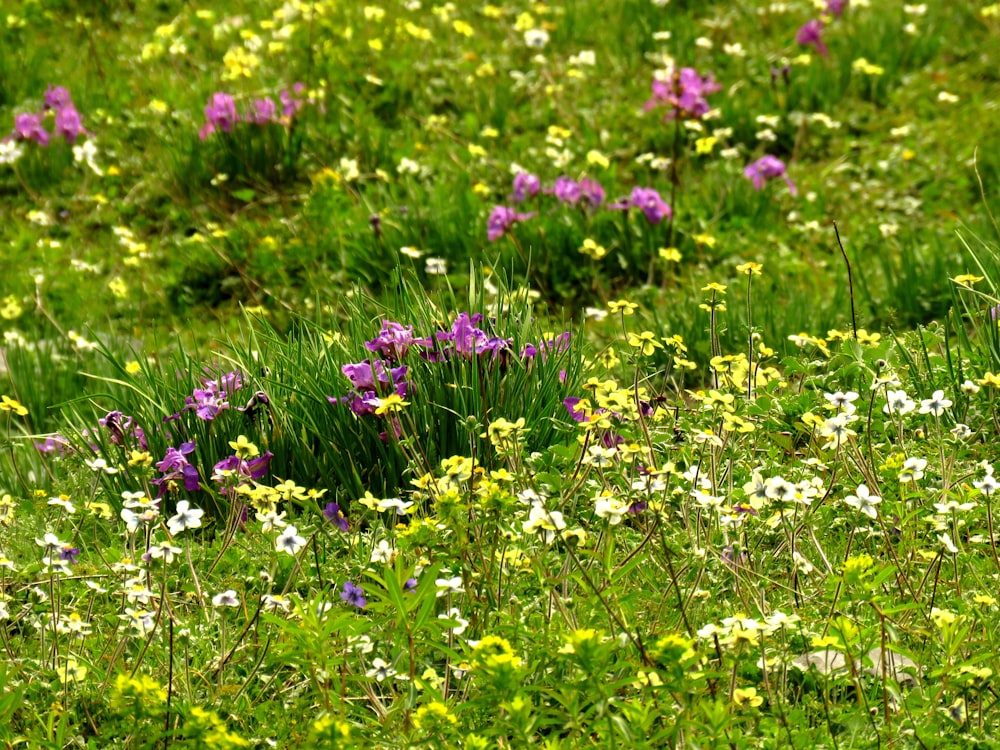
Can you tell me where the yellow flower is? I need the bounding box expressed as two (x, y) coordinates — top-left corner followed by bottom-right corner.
(953, 273), (984, 286)
(0, 395), (27, 416)
(659, 247), (682, 262)
(586, 149), (610, 168)
(978, 372), (1000, 387)
(627, 331), (664, 356)
(851, 57), (884, 75)
(736, 261), (763, 275)
(701, 282), (727, 294)
(228, 435), (260, 459)
(453, 20), (474, 36)
(733, 686), (764, 708)
(856, 329), (881, 346)
(125, 360), (142, 375)
(579, 238), (607, 259)
(608, 299), (638, 315)
(693, 233), (717, 248)
(695, 136), (717, 154)
(374, 393), (409, 415)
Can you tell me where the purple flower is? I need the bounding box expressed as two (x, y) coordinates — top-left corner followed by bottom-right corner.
(511, 172), (540, 202)
(34, 435), (73, 455)
(487, 205), (536, 242)
(364, 321), (428, 361)
(629, 187), (673, 224)
(246, 97), (278, 125)
(564, 397), (588, 423)
(323, 502), (349, 532)
(280, 83), (307, 118)
(198, 92), (238, 140)
(827, 0), (848, 18)
(744, 156), (797, 195)
(404, 577), (418, 592)
(44, 85), (73, 110)
(59, 546), (81, 565)
(796, 19), (828, 57)
(340, 581), (367, 609)
(550, 176), (582, 205)
(579, 178), (605, 208)
(341, 361), (407, 392)
(12, 113), (49, 146)
(644, 67), (721, 120)
(54, 105), (86, 144)
(152, 442), (201, 494)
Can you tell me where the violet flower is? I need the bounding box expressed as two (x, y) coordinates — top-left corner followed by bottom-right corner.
(152, 442), (201, 494)
(246, 97), (278, 125)
(744, 155), (797, 195)
(12, 113), (49, 146)
(550, 176), (582, 205)
(796, 19), (828, 57)
(827, 0), (848, 18)
(511, 172), (540, 202)
(629, 187), (673, 224)
(364, 321), (428, 361)
(487, 205), (535, 242)
(54, 105), (86, 144)
(579, 178), (605, 208)
(323, 502), (349, 532)
(44, 85), (73, 110)
(644, 67), (721, 120)
(340, 581), (367, 609)
(198, 92), (238, 140)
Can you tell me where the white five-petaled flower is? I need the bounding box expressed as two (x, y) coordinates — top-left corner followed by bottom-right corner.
(434, 576), (465, 598)
(275, 525), (307, 555)
(844, 484), (881, 519)
(148, 539), (182, 563)
(438, 608), (469, 635)
(898, 457), (927, 483)
(824, 390), (859, 413)
(370, 539), (394, 564)
(366, 658), (397, 682)
(883, 389), (915, 415)
(212, 590), (240, 608)
(167, 500), (204, 536)
(974, 467), (1000, 497)
(85, 457), (119, 474)
(919, 390), (952, 417)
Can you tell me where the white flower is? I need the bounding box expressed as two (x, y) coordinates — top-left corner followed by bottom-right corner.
(397, 157), (422, 175)
(974, 472), (1000, 497)
(148, 540), (182, 563)
(522, 504), (566, 544)
(0, 140), (24, 165)
(212, 590), (240, 607)
(883, 389), (915, 415)
(820, 414), (857, 447)
(898, 457), (927, 483)
(370, 539), (394, 564)
(524, 28), (550, 48)
(844, 484), (881, 519)
(366, 658), (397, 682)
(764, 476), (797, 502)
(434, 576), (465, 598)
(919, 390), (952, 416)
(85, 457), (119, 474)
(939, 532), (958, 554)
(438, 608), (469, 635)
(425, 257), (447, 275)
(72, 139), (103, 175)
(275, 525), (307, 555)
(167, 500), (204, 535)
(825, 391), (859, 412)
(594, 494), (629, 525)
(256, 510), (287, 532)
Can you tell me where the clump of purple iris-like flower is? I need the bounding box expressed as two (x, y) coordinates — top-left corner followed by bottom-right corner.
(198, 84), (311, 141)
(643, 66), (721, 121)
(487, 205), (537, 242)
(5, 85), (91, 147)
(323, 502), (349, 532)
(183, 370), (244, 421)
(609, 186), (673, 224)
(99, 410), (148, 450)
(151, 441), (202, 495)
(744, 156), (797, 195)
(796, 19), (828, 57)
(511, 172), (541, 202)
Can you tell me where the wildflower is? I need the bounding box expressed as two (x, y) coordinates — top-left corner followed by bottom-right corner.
(796, 19), (828, 57)
(827, 0), (849, 17)
(487, 205), (535, 242)
(919, 390), (952, 417)
(275, 525), (307, 555)
(522, 504), (567, 544)
(11, 113), (49, 146)
(167, 500), (204, 535)
(884, 389), (915, 415)
(644, 67), (721, 120)
(824, 390), (859, 412)
(733, 687), (764, 708)
(511, 172), (540, 202)
(340, 581), (367, 609)
(744, 156), (797, 195)
(147, 539), (182, 563)
(212, 590), (240, 607)
(198, 92), (238, 140)
(323, 502), (348, 531)
(844, 484), (881, 519)
(627, 331), (664, 356)
(439, 608), (469, 635)
(630, 187), (673, 223)
(435, 576), (465, 597)
(974, 466), (1000, 496)
(366, 658), (397, 681)
(898, 457), (927, 483)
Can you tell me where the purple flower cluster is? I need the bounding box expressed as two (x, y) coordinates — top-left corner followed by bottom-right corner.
(198, 83), (310, 140)
(332, 316), (571, 417)
(212, 451), (273, 495)
(5, 85), (90, 147)
(340, 580), (367, 609)
(643, 67), (721, 121)
(152, 441), (201, 495)
(796, 1), (849, 58)
(183, 370), (243, 421)
(323, 502), (349, 531)
(744, 155), (797, 195)
(493, 173), (665, 243)
(99, 410), (148, 449)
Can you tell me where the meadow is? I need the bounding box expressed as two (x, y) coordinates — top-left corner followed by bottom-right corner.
(2, 0), (1000, 747)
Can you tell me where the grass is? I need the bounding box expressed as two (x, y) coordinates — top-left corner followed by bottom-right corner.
(3, 0), (1000, 747)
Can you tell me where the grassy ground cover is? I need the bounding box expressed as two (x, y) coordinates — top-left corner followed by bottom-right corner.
(3, 0), (1000, 746)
